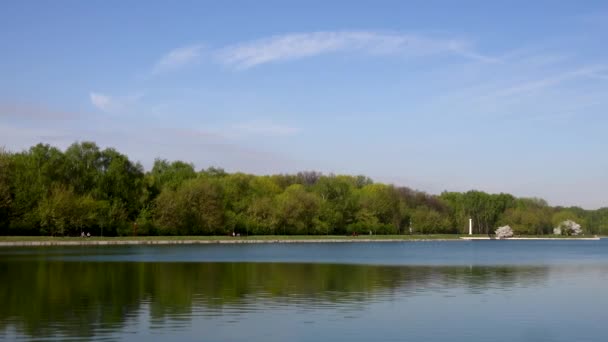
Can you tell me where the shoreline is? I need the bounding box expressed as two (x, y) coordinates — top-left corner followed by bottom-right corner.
(460, 236), (601, 241)
(0, 238), (460, 247)
(0, 235), (602, 247)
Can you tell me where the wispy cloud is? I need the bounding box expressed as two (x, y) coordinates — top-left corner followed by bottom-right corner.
(0, 102), (77, 120)
(231, 121), (299, 137)
(203, 120), (299, 139)
(398, 41), (608, 126)
(217, 31), (497, 69)
(589, 73), (608, 81)
(89, 92), (142, 113)
(90, 92), (113, 112)
(0, 120), (301, 174)
(152, 45), (203, 74)
(0, 123), (73, 152)
(491, 65), (608, 98)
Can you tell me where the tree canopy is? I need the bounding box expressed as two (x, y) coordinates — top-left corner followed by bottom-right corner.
(1, 142), (606, 236)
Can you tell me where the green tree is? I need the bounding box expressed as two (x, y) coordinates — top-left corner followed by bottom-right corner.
(410, 207), (453, 234)
(97, 148), (144, 218)
(586, 208), (608, 235)
(242, 176), (282, 234)
(312, 175), (359, 234)
(37, 186), (100, 236)
(352, 184), (400, 234)
(150, 159), (196, 192)
(274, 184), (321, 234)
(499, 201), (552, 235)
(3, 140), (607, 237)
(64, 141), (102, 195)
(0, 148), (12, 232)
(8, 144), (66, 233)
(154, 178), (226, 235)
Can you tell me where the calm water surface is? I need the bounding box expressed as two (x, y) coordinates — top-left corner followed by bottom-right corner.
(1, 240), (607, 341)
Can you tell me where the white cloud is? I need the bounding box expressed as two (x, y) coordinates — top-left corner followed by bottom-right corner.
(217, 31), (496, 69)
(152, 45), (203, 74)
(90, 92), (113, 112)
(89, 92), (142, 113)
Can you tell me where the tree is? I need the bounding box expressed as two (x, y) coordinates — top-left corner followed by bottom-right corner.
(296, 171), (323, 186)
(3, 140), (608, 237)
(551, 210), (585, 233)
(554, 220), (582, 236)
(274, 185), (320, 235)
(220, 173), (255, 233)
(150, 159), (196, 192)
(0, 148), (12, 231)
(97, 148), (144, 218)
(499, 206), (552, 235)
(64, 141), (102, 195)
(441, 192), (468, 233)
(246, 197), (276, 234)
(8, 144), (67, 233)
(37, 186), (100, 236)
(312, 175), (359, 233)
(350, 184), (404, 234)
(201, 166), (227, 178)
(243, 176), (282, 234)
(586, 208), (608, 235)
(154, 178), (225, 235)
(410, 206), (453, 234)
(455, 191), (515, 235)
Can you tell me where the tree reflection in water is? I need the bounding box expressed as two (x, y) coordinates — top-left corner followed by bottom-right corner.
(0, 260), (550, 339)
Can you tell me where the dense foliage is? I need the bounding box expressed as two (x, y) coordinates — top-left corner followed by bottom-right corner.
(1, 142), (606, 236)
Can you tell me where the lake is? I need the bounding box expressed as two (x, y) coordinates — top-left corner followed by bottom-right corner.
(1, 240), (607, 341)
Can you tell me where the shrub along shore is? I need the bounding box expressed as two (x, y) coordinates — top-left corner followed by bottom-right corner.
(1, 141), (608, 237)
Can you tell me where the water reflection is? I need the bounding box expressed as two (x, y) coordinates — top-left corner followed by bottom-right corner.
(0, 260), (555, 340)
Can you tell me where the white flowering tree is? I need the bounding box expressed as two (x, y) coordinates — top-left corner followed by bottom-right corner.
(555, 220), (582, 236)
(495, 225), (514, 239)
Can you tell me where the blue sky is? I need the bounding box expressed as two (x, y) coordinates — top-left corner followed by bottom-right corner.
(1, 1), (608, 208)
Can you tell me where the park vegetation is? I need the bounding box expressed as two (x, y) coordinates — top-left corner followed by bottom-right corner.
(1, 142), (607, 236)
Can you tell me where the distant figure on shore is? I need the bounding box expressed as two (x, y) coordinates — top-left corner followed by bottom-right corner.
(86, 232), (91, 238)
(232, 231), (236, 237)
(81, 232), (85, 238)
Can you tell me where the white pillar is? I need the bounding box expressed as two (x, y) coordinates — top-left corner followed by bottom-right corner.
(469, 218), (473, 235)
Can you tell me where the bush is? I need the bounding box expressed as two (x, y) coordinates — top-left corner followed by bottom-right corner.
(495, 225), (514, 239)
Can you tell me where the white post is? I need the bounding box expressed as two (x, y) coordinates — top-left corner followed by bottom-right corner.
(469, 218), (473, 235)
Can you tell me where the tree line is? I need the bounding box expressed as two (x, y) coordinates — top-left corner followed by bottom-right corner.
(0, 142), (607, 236)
